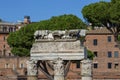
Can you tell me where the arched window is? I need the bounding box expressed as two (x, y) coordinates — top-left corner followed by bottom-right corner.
(3, 27), (7, 32)
(9, 27), (13, 32)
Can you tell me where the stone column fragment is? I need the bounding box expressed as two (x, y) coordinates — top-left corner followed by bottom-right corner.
(81, 59), (92, 80)
(53, 58), (64, 80)
(27, 59), (38, 80)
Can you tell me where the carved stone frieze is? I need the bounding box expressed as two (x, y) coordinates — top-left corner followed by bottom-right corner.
(81, 59), (92, 80)
(27, 59), (38, 76)
(53, 58), (64, 80)
(34, 30), (86, 40)
(27, 29), (89, 80)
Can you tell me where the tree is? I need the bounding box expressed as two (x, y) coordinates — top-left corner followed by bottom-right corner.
(7, 14), (86, 56)
(7, 25), (36, 56)
(7, 14), (86, 79)
(87, 50), (94, 60)
(82, 0), (120, 41)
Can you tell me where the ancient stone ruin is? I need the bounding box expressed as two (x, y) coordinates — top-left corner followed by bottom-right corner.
(27, 30), (92, 80)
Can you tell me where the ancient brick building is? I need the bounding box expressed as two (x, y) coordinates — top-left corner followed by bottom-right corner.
(0, 20), (30, 80)
(0, 57), (29, 80)
(0, 16), (31, 57)
(0, 22), (16, 57)
(85, 27), (120, 79)
(1, 20), (120, 80)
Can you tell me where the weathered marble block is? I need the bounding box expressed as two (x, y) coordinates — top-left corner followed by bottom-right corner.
(30, 39), (84, 60)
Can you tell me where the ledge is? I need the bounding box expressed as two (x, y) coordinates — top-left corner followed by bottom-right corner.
(35, 39), (77, 42)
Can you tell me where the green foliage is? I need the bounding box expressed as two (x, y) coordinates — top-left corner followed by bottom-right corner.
(109, 1), (120, 24)
(87, 50), (94, 60)
(82, 2), (110, 26)
(7, 14), (86, 56)
(36, 14), (86, 30)
(111, 0), (120, 3)
(11, 47), (30, 57)
(82, 0), (120, 41)
(7, 25), (36, 56)
(118, 35), (120, 41)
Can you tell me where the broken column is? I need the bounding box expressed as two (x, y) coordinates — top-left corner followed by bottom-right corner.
(27, 59), (38, 80)
(53, 58), (64, 80)
(81, 59), (92, 80)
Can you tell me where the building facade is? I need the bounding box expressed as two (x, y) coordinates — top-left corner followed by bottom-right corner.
(0, 16), (31, 57)
(0, 20), (120, 80)
(0, 57), (29, 80)
(85, 27), (120, 79)
(0, 22), (16, 57)
(0, 19), (30, 80)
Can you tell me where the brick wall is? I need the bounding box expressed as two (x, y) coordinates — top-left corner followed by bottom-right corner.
(0, 57), (29, 80)
(0, 34), (12, 57)
(85, 34), (120, 79)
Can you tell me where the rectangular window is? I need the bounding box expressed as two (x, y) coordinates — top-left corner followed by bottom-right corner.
(108, 63), (112, 69)
(94, 63), (98, 69)
(108, 36), (112, 42)
(13, 64), (15, 70)
(3, 27), (7, 32)
(3, 36), (6, 41)
(93, 39), (97, 46)
(76, 61), (80, 68)
(5, 63), (9, 68)
(114, 51), (119, 58)
(94, 51), (98, 57)
(9, 27), (12, 32)
(3, 45), (5, 48)
(114, 63), (119, 69)
(3, 49), (6, 56)
(20, 63), (24, 68)
(9, 53), (11, 56)
(108, 51), (112, 58)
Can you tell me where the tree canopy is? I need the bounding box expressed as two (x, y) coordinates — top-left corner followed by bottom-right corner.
(87, 50), (94, 60)
(7, 14), (86, 56)
(82, 0), (120, 41)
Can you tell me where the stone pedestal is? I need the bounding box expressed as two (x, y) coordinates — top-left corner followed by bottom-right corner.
(27, 59), (38, 80)
(54, 58), (64, 80)
(81, 59), (92, 80)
